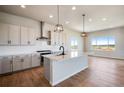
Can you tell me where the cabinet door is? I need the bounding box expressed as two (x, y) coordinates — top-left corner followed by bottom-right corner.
(1, 56), (12, 74)
(22, 55), (32, 69)
(28, 28), (36, 45)
(0, 23), (9, 45)
(21, 26), (28, 45)
(53, 32), (60, 45)
(62, 32), (67, 47)
(0, 57), (2, 74)
(13, 56), (22, 71)
(9, 24), (20, 45)
(59, 32), (63, 46)
(51, 31), (55, 45)
(32, 53), (41, 67)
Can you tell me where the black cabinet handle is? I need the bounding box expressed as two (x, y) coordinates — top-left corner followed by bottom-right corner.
(21, 59), (24, 62)
(10, 60), (13, 64)
(9, 40), (11, 44)
(8, 40), (11, 44)
(8, 40), (9, 44)
(28, 41), (30, 44)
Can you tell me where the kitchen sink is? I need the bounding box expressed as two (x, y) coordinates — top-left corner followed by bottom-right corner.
(56, 53), (67, 56)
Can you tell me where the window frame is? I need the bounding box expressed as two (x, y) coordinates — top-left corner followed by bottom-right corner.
(70, 38), (78, 50)
(91, 36), (115, 51)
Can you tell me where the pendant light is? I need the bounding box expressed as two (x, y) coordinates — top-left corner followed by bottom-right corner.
(81, 14), (87, 37)
(54, 5), (64, 32)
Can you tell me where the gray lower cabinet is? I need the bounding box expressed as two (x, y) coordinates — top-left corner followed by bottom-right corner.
(0, 53), (40, 75)
(0, 57), (2, 74)
(13, 55), (23, 71)
(31, 53), (41, 67)
(13, 54), (32, 71)
(0, 56), (13, 74)
(22, 55), (32, 70)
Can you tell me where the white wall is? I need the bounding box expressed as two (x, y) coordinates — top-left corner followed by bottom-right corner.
(65, 29), (83, 51)
(0, 12), (83, 55)
(87, 27), (124, 59)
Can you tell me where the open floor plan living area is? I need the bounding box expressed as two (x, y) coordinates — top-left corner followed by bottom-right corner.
(0, 5), (124, 87)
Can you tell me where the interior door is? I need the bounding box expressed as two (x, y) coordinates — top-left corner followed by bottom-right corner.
(0, 23), (9, 45)
(21, 26), (28, 45)
(9, 24), (20, 45)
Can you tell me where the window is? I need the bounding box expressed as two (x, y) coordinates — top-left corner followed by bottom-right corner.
(71, 39), (78, 50)
(91, 36), (115, 51)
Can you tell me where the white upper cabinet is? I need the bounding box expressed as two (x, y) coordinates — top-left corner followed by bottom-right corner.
(0, 23), (20, 45)
(9, 24), (20, 45)
(59, 32), (63, 46)
(0, 22), (37, 46)
(20, 26), (29, 45)
(28, 28), (36, 45)
(51, 31), (67, 46)
(0, 23), (9, 45)
(21, 26), (36, 45)
(62, 32), (67, 47)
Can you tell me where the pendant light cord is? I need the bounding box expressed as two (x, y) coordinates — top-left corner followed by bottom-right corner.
(82, 14), (85, 32)
(57, 5), (59, 24)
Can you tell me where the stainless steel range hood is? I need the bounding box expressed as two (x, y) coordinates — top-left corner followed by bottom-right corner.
(36, 21), (48, 40)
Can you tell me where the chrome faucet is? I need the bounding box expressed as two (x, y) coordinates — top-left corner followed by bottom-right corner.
(59, 46), (65, 55)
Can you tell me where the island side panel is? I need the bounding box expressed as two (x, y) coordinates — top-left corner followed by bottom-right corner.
(51, 55), (88, 86)
(44, 58), (51, 81)
(44, 57), (54, 86)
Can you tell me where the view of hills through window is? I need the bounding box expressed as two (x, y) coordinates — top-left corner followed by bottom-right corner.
(91, 36), (115, 51)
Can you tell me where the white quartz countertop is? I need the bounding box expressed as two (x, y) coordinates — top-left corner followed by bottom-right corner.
(0, 50), (60, 57)
(43, 51), (88, 61)
(0, 51), (38, 57)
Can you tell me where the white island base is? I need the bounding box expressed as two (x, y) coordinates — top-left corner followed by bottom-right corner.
(43, 51), (88, 86)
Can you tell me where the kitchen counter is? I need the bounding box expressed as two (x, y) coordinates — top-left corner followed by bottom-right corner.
(0, 51), (38, 57)
(43, 51), (87, 61)
(0, 49), (61, 57)
(43, 51), (88, 86)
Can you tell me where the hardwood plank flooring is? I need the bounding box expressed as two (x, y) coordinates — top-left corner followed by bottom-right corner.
(0, 56), (124, 87)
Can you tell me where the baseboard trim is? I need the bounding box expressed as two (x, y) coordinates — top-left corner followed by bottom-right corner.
(88, 55), (124, 60)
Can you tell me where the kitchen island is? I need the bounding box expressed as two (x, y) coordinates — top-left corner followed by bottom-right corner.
(43, 51), (88, 86)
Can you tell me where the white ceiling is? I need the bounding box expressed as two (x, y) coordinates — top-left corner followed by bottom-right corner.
(0, 5), (124, 32)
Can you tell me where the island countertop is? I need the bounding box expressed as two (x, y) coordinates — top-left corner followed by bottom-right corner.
(43, 51), (88, 61)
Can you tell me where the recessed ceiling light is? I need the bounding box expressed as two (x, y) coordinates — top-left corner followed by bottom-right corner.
(72, 6), (76, 10)
(102, 18), (107, 21)
(20, 5), (26, 8)
(49, 15), (53, 18)
(88, 18), (92, 22)
(65, 21), (70, 24)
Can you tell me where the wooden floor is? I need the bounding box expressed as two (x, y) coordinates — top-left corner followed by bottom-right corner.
(0, 56), (124, 87)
